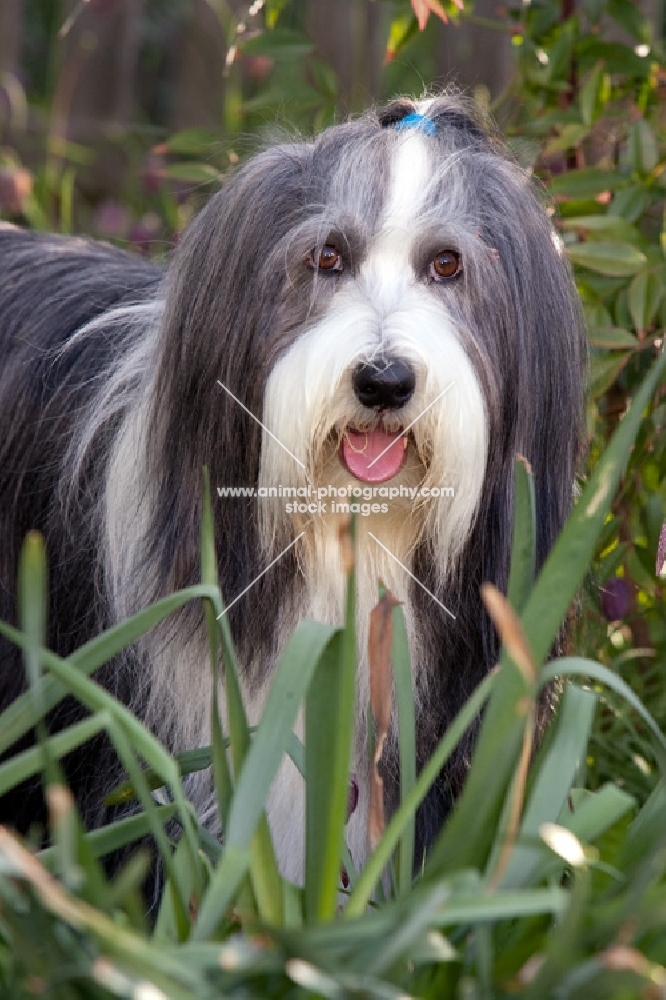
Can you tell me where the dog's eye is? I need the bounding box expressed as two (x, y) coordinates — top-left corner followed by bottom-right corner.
(430, 250), (462, 281)
(308, 245), (343, 273)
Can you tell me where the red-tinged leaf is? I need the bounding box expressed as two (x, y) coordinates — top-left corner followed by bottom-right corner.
(411, 0), (431, 30)
(410, 0), (450, 30)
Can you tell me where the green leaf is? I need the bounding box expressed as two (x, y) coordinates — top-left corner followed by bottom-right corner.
(589, 352), (630, 398)
(628, 268), (664, 331)
(560, 214), (641, 241)
(627, 119), (659, 175)
(39, 804), (178, 868)
(549, 168), (626, 199)
(0, 622), (201, 930)
(522, 868), (591, 999)
(241, 28), (314, 59)
(608, 185), (651, 222)
(567, 240), (646, 276)
(162, 163), (221, 184)
(579, 62), (606, 126)
(163, 129), (219, 155)
(607, 0), (651, 42)
(385, 14), (419, 62)
(587, 326), (637, 349)
(578, 38), (651, 77)
(544, 124), (590, 153)
(265, 0), (290, 29)
(18, 532), (47, 698)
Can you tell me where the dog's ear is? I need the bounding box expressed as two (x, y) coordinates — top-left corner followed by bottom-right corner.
(150, 144), (312, 461)
(476, 165), (586, 569)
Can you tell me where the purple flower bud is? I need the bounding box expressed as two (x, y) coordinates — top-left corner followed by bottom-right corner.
(129, 212), (161, 256)
(243, 54), (275, 84)
(601, 577), (631, 622)
(657, 522), (666, 577)
(347, 773), (359, 822)
(93, 200), (130, 239)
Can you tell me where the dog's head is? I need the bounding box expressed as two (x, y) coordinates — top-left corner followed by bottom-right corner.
(155, 94), (585, 593)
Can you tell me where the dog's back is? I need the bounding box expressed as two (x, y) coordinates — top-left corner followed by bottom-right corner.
(0, 224), (162, 833)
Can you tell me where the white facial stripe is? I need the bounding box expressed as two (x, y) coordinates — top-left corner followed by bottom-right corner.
(381, 129), (432, 237)
(359, 130), (432, 310)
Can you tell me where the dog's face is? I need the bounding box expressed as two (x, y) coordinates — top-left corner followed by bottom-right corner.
(156, 93), (583, 640)
(259, 105), (494, 577)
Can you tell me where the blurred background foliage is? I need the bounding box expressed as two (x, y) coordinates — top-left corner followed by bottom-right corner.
(2, 1), (666, 994)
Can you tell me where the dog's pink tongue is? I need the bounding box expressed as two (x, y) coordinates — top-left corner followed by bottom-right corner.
(341, 428), (406, 483)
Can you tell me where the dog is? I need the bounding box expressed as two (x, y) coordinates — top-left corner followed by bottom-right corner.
(0, 95), (585, 882)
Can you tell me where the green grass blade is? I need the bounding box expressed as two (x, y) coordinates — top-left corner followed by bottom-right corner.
(506, 456), (537, 615)
(391, 599), (415, 897)
(105, 747), (216, 806)
(17, 533), (57, 787)
(206, 537), (285, 925)
(522, 869), (591, 1000)
(17, 532), (48, 697)
(38, 804), (179, 866)
(492, 684), (597, 889)
(0, 584), (217, 756)
(540, 657), (666, 765)
(199, 469), (234, 847)
(0, 713), (109, 797)
(0, 625), (198, 930)
(424, 656), (531, 877)
(227, 619), (336, 851)
(305, 528), (356, 923)
(194, 619), (336, 938)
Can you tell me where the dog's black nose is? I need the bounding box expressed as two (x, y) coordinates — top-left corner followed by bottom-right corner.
(353, 360), (416, 409)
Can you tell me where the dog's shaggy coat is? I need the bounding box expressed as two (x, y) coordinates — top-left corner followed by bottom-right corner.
(0, 96), (585, 879)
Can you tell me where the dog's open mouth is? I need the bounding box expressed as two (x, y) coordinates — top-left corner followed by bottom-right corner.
(340, 427), (408, 483)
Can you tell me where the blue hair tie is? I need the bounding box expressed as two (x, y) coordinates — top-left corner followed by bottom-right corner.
(395, 113), (436, 137)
